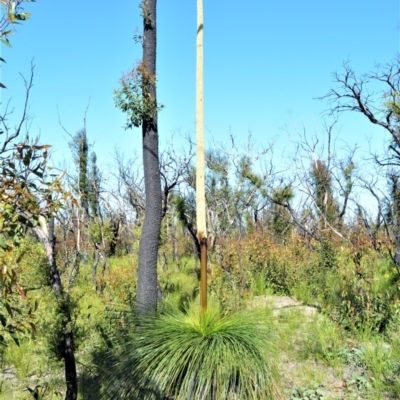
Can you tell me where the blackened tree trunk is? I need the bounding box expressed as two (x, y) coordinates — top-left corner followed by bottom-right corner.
(389, 174), (400, 271)
(136, 0), (162, 313)
(34, 218), (78, 400)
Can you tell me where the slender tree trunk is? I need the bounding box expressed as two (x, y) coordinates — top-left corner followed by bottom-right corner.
(108, 218), (120, 256)
(64, 332), (78, 400)
(136, 0), (162, 313)
(92, 244), (100, 288)
(34, 218), (78, 400)
(196, 0), (208, 312)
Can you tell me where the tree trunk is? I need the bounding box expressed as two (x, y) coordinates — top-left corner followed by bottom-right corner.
(33, 219), (78, 400)
(92, 245), (100, 289)
(63, 326), (78, 400)
(136, 0), (162, 313)
(108, 218), (120, 256)
(395, 233), (400, 271)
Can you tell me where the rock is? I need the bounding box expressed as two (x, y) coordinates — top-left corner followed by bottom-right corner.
(250, 295), (319, 319)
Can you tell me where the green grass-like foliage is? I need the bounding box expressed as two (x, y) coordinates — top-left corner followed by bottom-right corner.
(101, 305), (277, 399)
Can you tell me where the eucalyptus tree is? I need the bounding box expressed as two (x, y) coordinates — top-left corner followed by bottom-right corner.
(0, 66), (79, 400)
(67, 129), (91, 254)
(323, 59), (400, 268)
(69, 129), (90, 219)
(310, 159), (339, 228)
(114, 0), (162, 312)
(174, 136), (273, 255)
(0, 5), (79, 398)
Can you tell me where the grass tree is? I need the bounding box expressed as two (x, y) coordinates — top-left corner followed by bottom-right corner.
(100, 3), (280, 399)
(100, 305), (279, 399)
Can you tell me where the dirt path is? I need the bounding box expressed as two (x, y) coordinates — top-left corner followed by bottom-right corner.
(251, 296), (391, 399)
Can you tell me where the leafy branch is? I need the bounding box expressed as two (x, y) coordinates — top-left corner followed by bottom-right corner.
(114, 62), (163, 129)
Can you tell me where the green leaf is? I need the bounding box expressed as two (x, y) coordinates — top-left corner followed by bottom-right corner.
(0, 237), (8, 249)
(0, 38), (12, 48)
(15, 12), (32, 21)
(28, 322), (36, 339)
(4, 302), (13, 318)
(25, 387), (37, 397)
(31, 169), (43, 178)
(9, 330), (20, 346)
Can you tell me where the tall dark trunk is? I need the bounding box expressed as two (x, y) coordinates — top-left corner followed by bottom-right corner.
(64, 332), (78, 400)
(108, 218), (120, 256)
(390, 174), (400, 272)
(136, 0), (162, 313)
(34, 218), (78, 400)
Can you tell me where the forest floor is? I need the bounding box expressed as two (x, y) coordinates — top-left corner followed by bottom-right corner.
(257, 295), (396, 400)
(0, 294), (398, 399)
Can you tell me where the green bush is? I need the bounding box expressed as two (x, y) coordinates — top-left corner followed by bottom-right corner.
(322, 256), (400, 334)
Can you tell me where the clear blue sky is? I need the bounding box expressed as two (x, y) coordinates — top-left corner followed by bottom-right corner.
(1, 0), (399, 169)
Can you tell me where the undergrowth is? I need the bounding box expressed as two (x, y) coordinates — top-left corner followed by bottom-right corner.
(1, 234), (400, 399)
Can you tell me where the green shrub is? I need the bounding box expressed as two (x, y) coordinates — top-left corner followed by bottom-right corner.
(322, 256), (400, 334)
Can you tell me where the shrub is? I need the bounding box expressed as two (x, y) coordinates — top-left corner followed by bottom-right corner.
(322, 256), (400, 334)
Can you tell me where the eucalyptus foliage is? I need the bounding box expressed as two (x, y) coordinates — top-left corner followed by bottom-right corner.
(0, 0), (35, 88)
(114, 63), (163, 130)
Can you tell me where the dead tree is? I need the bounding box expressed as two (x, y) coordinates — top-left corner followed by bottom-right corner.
(322, 58), (400, 270)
